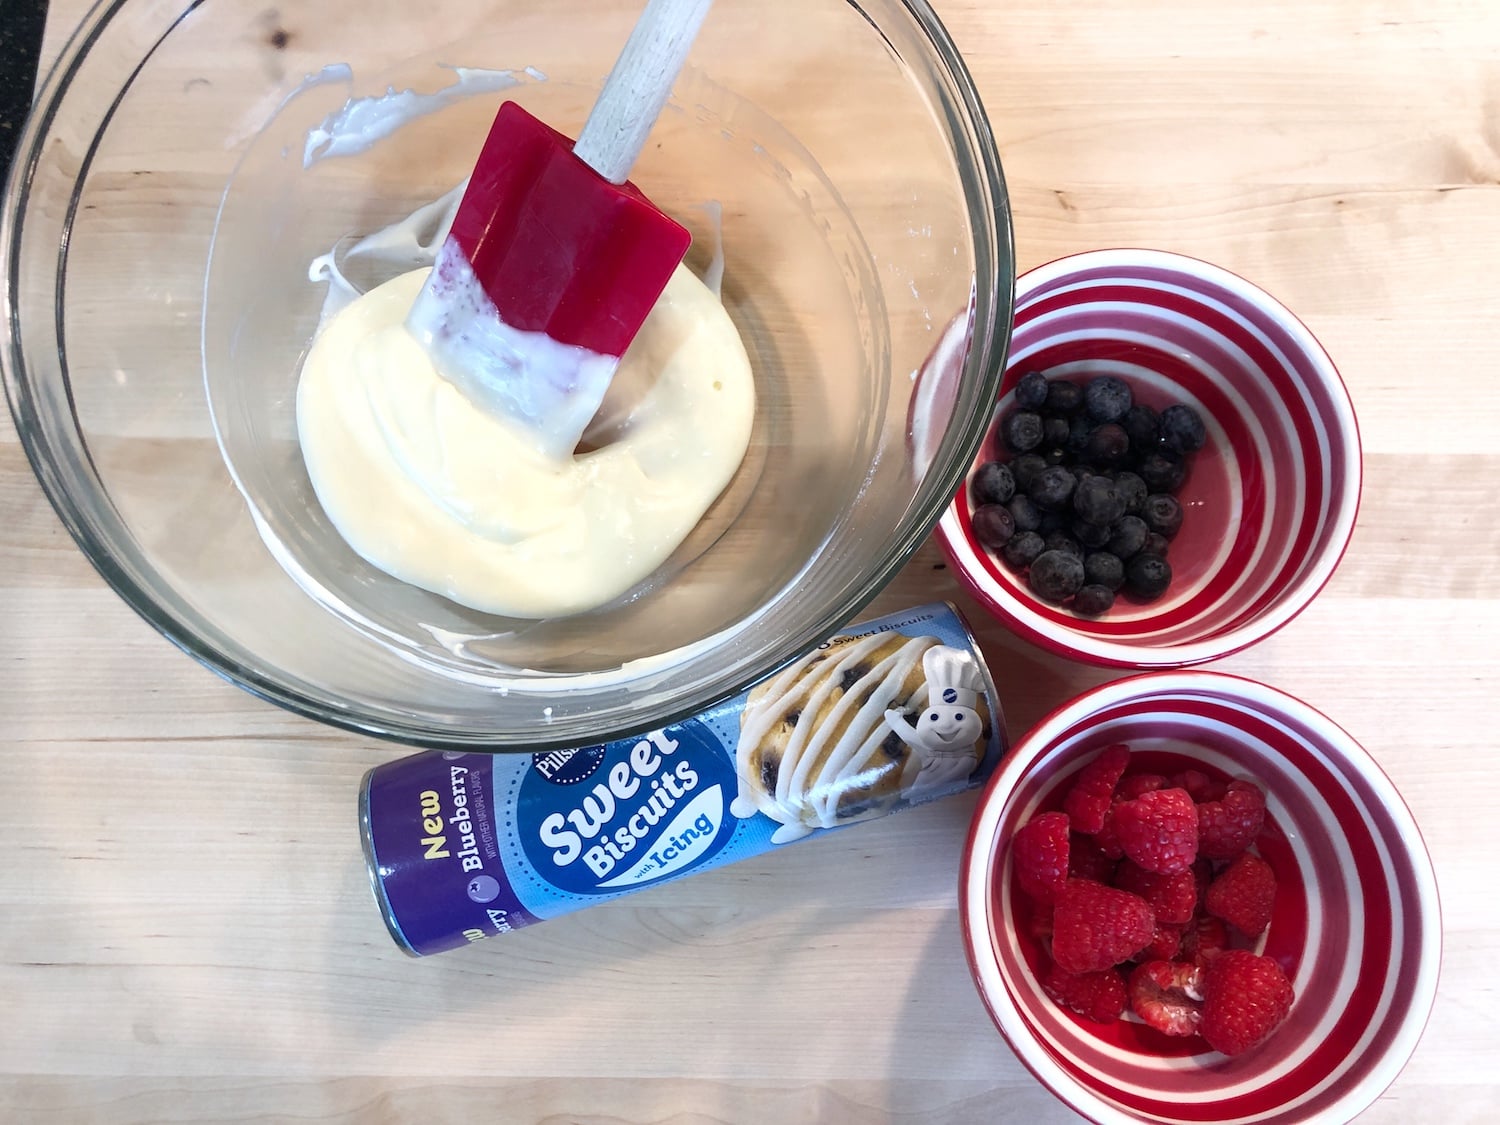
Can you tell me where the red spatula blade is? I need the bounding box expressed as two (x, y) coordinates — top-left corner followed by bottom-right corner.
(450, 100), (690, 359)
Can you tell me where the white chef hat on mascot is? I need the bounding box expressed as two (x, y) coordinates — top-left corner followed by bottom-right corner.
(922, 644), (982, 710)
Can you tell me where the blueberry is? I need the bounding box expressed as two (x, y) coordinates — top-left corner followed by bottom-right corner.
(971, 461), (1015, 507)
(1084, 375), (1133, 423)
(1067, 414), (1094, 454)
(1029, 465), (1077, 511)
(1073, 584), (1116, 616)
(1072, 517), (1115, 550)
(1028, 549), (1086, 602)
(1069, 463), (1100, 486)
(972, 504), (1015, 549)
(1107, 514), (1149, 559)
(1112, 470), (1148, 515)
(1160, 404), (1207, 453)
(1073, 475), (1126, 525)
(1037, 509), (1068, 536)
(1138, 448), (1187, 492)
(1003, 530), (1046, 569)
(1015, 370), (1050, 410)
(1002, 410), (1044, 453)
(1044, 379), (1085, 415)
(1084, 423), (1131, 468)
(1121, 404), (1161, 453)
(1143, 493), (1184, 539)
(1044, 532), (1084, 560)
(1084, 551), (1125, 591)
(1143, 531), (1171, 557)
(1043, 446), (1069, 466)
(1125, 553), (1173, 600)
(1011, 453), (1048, 491)
(1006, 494), (1043, 533)
(1042, 415), (1071, 449)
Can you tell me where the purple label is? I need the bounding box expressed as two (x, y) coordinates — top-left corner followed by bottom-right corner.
(363, 752), (539, 954)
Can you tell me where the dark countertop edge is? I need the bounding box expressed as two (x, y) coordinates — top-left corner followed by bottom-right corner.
(0, 0), (50, 184)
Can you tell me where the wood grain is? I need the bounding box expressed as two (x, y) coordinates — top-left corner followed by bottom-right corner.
(4, 1), (1498, 1122)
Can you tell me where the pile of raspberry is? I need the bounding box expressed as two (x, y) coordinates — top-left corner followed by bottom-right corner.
(1009, 744), (1295, 1056)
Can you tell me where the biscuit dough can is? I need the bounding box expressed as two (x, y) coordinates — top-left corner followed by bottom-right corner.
(358, 602), (1007, 955)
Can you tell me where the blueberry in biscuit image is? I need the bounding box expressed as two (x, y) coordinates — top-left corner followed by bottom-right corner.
(729, 631), (993, 843)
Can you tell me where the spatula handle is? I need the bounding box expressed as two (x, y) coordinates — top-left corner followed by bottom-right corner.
(572, 0), (716, 185)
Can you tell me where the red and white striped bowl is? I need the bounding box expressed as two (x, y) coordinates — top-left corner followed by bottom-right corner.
(960, 672), (1441, 1124)
(936, 249), (1362, 666)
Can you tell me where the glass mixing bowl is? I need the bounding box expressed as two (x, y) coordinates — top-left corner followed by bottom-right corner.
(2, 0), (1013, 750)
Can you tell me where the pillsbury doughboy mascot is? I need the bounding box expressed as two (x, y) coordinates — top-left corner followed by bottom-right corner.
(884, 644), (985, 798)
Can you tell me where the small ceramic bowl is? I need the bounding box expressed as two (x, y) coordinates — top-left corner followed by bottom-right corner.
(936, 248), (1361, 667)
(959, 671), (1441, 1124)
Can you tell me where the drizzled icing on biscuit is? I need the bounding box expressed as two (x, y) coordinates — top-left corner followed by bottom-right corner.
(731, 632), (971, 843)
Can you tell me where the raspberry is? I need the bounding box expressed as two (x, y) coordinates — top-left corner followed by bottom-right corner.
(1068, 832), (1118, 883)
(1112, 860), (1198, 924)
(1134, 920), (1185, 962)
(1199, 950), (1295, 1056)
(1011, 811), (1071, 904)
(1042, 962), (1128, 1023)
(1023, 902), (1055, 954)
(1205, 852), (1277, 937)
(1062, 744), (1130, 835)
(1170, 769), (1225, 804)
(1192, 856), (1214, 909)
(1094, 806), (1124, 859)
(1197, 779), (1268, 861)
(1128, 961), (1205, 1037)
(1112, 787), (1199, 874)
(1116, 773), (1167, 802)
(1052, 879), (1157, 974)
(1180, 915), (1229, 967)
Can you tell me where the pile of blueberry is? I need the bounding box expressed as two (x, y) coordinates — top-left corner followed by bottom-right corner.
(970, 370), (1207, 615)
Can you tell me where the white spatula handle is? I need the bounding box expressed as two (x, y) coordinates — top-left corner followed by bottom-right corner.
(572, 0), (716, 185)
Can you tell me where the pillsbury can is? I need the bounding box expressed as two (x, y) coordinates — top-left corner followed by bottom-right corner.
(358, 602), (1006, 955)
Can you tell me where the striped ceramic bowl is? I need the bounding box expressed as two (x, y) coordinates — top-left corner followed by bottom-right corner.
(936, 249), (1361, 667)
(960, 672), (1441, 1124)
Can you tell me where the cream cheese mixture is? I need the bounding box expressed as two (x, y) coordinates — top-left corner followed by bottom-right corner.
(296, 262), (755, 619)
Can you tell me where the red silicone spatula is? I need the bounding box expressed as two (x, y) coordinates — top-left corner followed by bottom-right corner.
(406, 0), (716, 460)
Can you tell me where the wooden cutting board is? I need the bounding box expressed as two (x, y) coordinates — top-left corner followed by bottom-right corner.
(2, 1), (1496, 1121)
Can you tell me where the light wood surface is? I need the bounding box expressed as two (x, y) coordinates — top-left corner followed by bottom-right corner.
(4, 1), (1497, 1122)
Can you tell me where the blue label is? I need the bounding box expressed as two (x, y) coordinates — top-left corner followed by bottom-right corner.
(517, 720), (740, 896)
(362, 603), (1009, 955)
